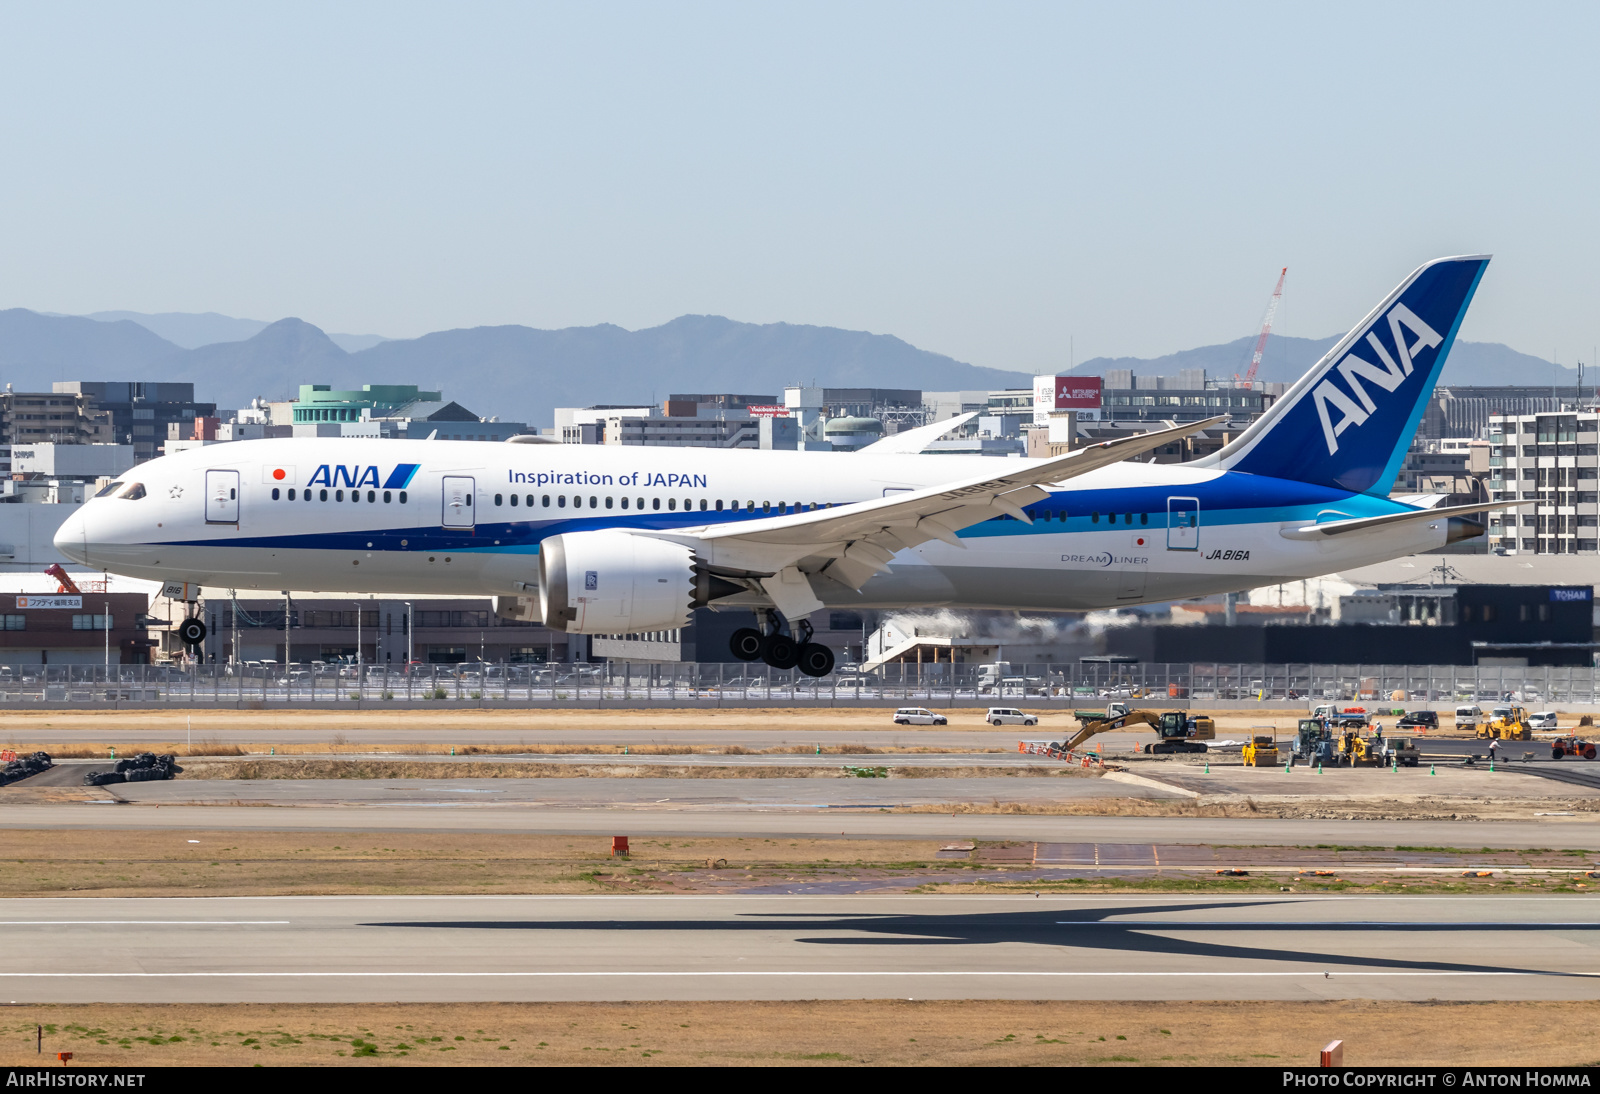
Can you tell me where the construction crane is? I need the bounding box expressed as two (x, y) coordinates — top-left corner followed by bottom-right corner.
(1235, 266), (1287, 389)
(43, 564), (81, 595)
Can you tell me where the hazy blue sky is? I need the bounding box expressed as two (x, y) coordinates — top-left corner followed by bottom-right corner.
(2, 2), (1596, 373)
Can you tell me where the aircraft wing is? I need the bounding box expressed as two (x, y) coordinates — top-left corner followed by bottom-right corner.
(668, 416), (1224, 615)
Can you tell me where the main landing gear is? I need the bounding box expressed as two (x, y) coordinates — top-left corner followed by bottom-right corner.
(729, 612), (835, 677)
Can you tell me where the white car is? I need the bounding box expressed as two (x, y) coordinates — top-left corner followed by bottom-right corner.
(986, 707), (1038, 727)
(1529, 711), (1559, 730)
(893, 708), (947, 726)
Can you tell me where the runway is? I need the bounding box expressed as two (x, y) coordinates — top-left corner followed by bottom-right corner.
(0, 893), (1594, 1003)
(3, 801), (1598, 849)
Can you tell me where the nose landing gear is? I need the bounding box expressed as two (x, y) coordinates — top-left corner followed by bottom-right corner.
(727, 612), (835, 677)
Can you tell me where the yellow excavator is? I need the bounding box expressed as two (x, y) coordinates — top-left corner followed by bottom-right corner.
(1063, 705), (1216, 755)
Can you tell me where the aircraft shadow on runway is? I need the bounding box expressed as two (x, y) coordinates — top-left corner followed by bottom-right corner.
(364, 899), (1593, 977)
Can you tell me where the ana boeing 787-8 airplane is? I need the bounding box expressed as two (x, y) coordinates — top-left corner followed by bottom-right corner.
(56, 255), (1504, 676)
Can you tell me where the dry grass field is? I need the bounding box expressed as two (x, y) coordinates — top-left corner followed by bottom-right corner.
(0, 829), (1589, 898)
(1, 1000), (1595, 1067)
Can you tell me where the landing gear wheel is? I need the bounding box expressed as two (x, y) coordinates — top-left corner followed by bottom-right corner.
(729, 628), (764, 662)
(762, 633), (799, 670)
(796, 643), (834, 678)
(177, 617), (207, 647)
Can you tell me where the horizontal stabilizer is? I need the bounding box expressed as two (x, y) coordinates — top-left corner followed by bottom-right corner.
(1278, 499), (1523, 541)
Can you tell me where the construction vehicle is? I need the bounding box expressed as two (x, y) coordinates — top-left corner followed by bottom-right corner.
(1241, 735), (1279, 766)
(43, 564), (81, 595)
(1062, 707), (1216, 755)
(1480, 705), (1532, 741)
(1310, 704), (1370, 729)
(1551, 736), (1598, 760)
(1292, 719), (1338, 765)
(1372, 735), (1421, 768)
(1338, 728), (1378, 765)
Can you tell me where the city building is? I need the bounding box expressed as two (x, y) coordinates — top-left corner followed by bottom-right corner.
(287, 384), (527, 441)
(9, 442), (137, 482)
(199, 595), (577, 664)
(1103, 584), (1594, 667)
(0, 389), (113, 448)
(52, 382), (216, 463)
(1486, 409), (1600, 555)
(0, 590), (154, 666)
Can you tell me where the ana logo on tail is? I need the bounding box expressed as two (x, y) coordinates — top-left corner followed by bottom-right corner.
(1312, 303), (1442, 455)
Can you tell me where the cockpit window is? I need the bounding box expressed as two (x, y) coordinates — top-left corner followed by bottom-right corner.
(113, 482), (146, 500)
(94, 481), (123, 499)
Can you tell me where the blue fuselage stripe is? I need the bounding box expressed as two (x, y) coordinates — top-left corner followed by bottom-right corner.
(156, 470), (1415, 555)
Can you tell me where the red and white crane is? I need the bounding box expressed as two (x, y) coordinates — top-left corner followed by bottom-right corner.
(1236, 266), (1287, 389)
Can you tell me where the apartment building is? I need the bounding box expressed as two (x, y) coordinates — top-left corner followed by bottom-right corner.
(1486, 410), (1600, 554)
(0, 391), (113, 447)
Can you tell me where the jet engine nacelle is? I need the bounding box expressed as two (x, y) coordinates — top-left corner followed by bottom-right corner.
(538, 530), (697, 634)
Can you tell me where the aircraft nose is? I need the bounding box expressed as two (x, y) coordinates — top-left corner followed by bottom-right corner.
(53, 507), (92, 567)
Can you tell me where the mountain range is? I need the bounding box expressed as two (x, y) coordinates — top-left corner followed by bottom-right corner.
(0, 308), (1577, 429)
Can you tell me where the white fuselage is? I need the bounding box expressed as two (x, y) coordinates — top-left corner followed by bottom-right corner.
(55, 437), (1448, 611)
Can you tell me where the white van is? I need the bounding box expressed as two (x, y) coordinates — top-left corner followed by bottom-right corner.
(1455, 704), (1483, 731)
(893, 708), (947, 726)
(986, 708), (1038, 727)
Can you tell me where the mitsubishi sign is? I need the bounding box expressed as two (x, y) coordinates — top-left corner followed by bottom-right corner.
(1033, 375), (1102, 423)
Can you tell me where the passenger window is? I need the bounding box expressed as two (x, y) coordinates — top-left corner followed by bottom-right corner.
(715, 500), (723, 511)
(399, 490), (408, 504)
(383, 491), (391, 503)
(621, 497), (629, 509)
(495, 494), (503, 506)
(525, 495), (533, 507)
(367, 490), (375, 503)
(1091, 512), (1099, 523)
(542, 495), (550, 507)
(509, 494), (517, 507)
(271, 487), (280, 500)
(1140, 512), (1148, 525)
(590, 496), (597, 508)
(321, 489), (329, 501)
(288, 489), (296, 501)
(763, 502), (771, 513)
(606, 497), (613, 509)
(652, 498), (660, 511)
(558, 495), (566, 508)
(636, 498), (643, 509)
(668, 498), (677, 511)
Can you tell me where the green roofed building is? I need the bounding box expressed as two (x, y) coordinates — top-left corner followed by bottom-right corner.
(291, 384), (443, 424)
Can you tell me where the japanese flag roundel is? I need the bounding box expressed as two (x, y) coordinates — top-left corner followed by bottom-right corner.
(263, 465), (295, 484)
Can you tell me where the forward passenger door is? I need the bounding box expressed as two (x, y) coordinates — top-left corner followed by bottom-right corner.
(442, 476), (476, 529)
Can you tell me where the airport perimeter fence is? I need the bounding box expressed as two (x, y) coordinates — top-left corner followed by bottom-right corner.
(0, 660), (1596, 708)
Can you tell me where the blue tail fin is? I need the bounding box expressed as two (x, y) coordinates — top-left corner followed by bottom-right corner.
(1205, 255), (1490, 494)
